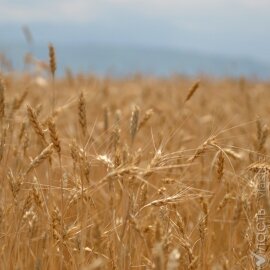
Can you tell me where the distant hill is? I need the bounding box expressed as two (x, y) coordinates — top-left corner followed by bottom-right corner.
(0, 41), (270, 79)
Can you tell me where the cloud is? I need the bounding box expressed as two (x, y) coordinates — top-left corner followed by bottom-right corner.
(0, 0), (269, 63)
(0, 0), (269, 23)
(0, 0), (99, 23)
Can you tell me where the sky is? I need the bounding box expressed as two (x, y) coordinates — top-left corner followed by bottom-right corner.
(0, 0), (270, 64)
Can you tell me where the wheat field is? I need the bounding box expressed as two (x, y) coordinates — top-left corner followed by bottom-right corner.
(0, 47), (269, 270)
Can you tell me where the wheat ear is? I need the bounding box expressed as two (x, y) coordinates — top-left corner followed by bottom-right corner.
(27, 105), (47, 145)
(25, 143), (53, 175)
(49, 43), (56, 112)
(78, 92), (87, 138)
(184, 81), (200, 102)
(130, 105), (140, 144)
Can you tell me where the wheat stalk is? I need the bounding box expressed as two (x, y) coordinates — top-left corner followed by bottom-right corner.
(0, 77), (5, 123)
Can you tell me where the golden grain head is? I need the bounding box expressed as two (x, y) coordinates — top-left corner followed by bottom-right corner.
(48, 43), (56, 76)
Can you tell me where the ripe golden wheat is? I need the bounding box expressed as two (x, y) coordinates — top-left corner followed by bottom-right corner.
(0, 48), (269, 270)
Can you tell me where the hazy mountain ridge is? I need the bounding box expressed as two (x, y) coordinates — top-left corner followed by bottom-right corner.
(0, 41), (270, 78)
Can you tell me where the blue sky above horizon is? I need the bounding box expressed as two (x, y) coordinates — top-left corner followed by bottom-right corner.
(1, 0), (270, 64)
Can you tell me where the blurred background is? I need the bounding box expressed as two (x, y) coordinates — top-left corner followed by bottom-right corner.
(0, 0), (270, 78)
